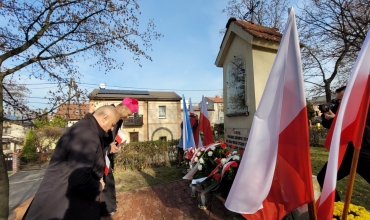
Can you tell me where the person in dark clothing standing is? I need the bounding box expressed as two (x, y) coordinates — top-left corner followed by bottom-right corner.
(24, 105), (120, 220)
(100, 98), (139, 216)
(317, 86), (370, 201)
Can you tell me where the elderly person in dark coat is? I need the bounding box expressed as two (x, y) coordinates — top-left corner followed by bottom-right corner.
(23, 105), (120, 220)
(100, 97), (139, 216)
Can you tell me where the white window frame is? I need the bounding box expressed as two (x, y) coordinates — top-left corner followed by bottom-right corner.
(159, 106), (166, 118)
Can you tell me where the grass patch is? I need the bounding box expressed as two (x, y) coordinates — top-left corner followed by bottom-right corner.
(114, 165), (184, 193)
(310, 147), (370, 210)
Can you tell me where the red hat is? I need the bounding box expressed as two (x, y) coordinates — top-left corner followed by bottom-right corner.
(122, 98), (139, 113)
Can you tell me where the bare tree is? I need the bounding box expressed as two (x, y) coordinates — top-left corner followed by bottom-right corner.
(221, 0), (290, 33)
(2, 78), (31, 117)
(0, 0), (162, 218)
(34, 127), (64, 152)
(297, 0), (370, 101)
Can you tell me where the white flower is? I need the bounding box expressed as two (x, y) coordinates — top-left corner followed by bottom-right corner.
(199, 158), (204, 164)
(197, 152), (201, 156)
(233, 155), (240, 161)
(227, 154), (232, 158)
(207, 151), (213, 157)
(201, 148), (205, 151)
(210, 146), (215, 151)
(232, 151), (237, 155)
(198, 165), (203, 171)
(194, 157), (198, 162)
(221, 158), (227, 164)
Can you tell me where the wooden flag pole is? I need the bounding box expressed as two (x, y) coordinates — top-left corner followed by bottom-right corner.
(341, 147), (361, 220)
(307, 201), (317, 220)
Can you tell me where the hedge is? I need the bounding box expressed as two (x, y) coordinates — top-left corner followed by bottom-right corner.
(114, 139), (179, 170)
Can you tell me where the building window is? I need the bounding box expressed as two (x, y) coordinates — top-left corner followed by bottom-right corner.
(159, 106), (166, 118)
(130, 132), (139, 142)
(226, 55), (247, 115)
(3, 143), (10, 150)
(3, 127), (11, 134)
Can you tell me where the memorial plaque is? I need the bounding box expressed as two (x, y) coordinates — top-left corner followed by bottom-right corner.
(225, 128), (249, 148)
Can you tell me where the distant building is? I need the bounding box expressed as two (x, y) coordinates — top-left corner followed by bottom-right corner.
(54, 103), (90, 127)
(2, 115), (33, 154)
(88, 85), (182, 142)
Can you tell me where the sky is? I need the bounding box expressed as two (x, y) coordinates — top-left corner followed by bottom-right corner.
(13, 0), (301, 111)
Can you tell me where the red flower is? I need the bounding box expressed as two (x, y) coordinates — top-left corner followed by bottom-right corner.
(214, 158), (221, 163)
(231, 144), (235, 149)
(186, 153), (193, 159)
(231, 161), (238, 167)
(213, 173), (221, 181)
(238, 149), (244, 154)
(224, 151), (232, 157)
(221, 142), (227, 149)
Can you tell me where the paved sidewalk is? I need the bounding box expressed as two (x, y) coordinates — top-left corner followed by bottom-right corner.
(8, 169), (46, 220)
(103, 179), (234, 220)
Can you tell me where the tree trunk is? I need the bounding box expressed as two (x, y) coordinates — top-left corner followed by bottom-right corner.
(0, 76), (9, 219)
(324, 81), (332, 102)
(0, 155), (9, 220)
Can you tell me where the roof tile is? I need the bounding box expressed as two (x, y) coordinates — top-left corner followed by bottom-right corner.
(231, 18), (282, 43)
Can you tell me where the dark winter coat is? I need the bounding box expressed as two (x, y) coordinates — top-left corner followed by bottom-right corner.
(24, 113), (106, 220)
(103, 119), (123, 172)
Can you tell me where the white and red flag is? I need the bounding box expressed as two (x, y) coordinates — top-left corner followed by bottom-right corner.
(316, 29), (370, 220)
(199, 96), (214, 146)
(115, 128), (126, 145)
(225, 8), (314, 219)
(104, 152), (110, 176)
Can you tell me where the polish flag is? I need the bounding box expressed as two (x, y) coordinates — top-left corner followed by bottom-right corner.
(316, 29), (370, 220)
(104, 152), (110, 176)
(182, 95), (196, 150)
(199, 96), (214, 146)
(115, 129), (126, 145)
(225, 8), (314, 219)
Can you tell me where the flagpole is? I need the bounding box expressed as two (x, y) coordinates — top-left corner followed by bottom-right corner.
(341, 147), (360, 220)
(307, 201), (317, 220)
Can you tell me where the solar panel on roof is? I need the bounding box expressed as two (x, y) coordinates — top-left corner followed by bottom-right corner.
(97, 89), (149, 95)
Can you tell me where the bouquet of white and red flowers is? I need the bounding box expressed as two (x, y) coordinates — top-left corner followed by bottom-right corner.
(184, 141), (244, 201)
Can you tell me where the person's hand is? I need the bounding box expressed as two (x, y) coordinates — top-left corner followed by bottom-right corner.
(100, 178), (105, 190)
(324, 109), (335, 120)
(109, 142), (121, 154)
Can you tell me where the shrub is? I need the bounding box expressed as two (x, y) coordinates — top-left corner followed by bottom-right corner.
(21, 130), (38, 162)
(114, 139), (179, 170)
(309, 127), (328, 147)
